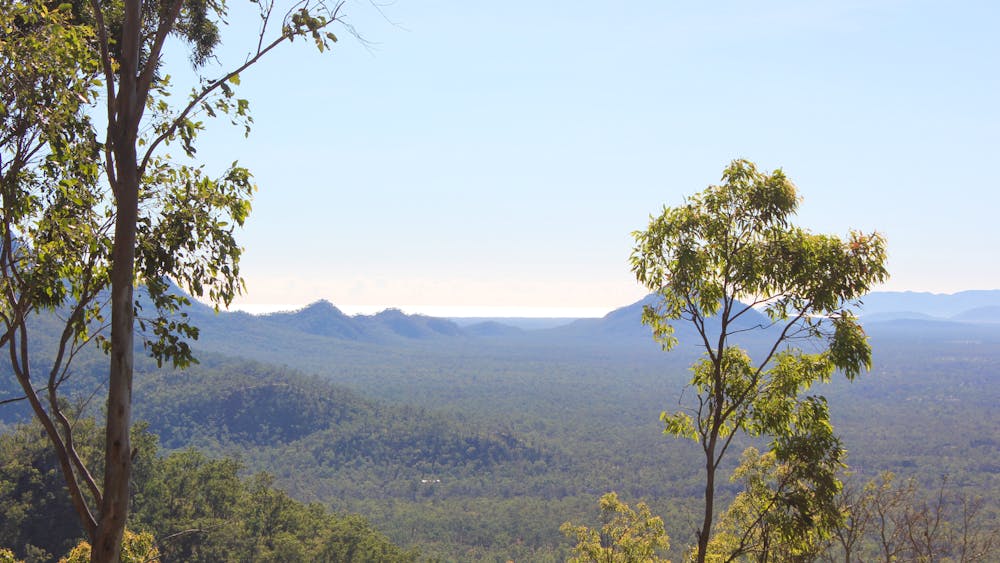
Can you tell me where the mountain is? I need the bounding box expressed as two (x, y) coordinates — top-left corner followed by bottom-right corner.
(5, 284), (1000, 561)
(464, 321), (525, 337)
(449, 317), (578, 330)
(365, 308), (464, 339)
(236, 302), (467, 343)
(106, 283), (1000, 349)
(857, 311), (939, 323)
(554, 294), (661, 339)
(141, 289), (1000, 367)
(857, 290), (1000, 319)
(548, 294), (772, 345)
(951, 306), (1000, 323)
(263, 300), (364, 339)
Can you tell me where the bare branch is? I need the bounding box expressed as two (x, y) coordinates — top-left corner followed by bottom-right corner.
(88, 0), (119, 191)
(0, 394), (28, 406)
(7, 316), (98, 536)
(136, 0), (187, 102)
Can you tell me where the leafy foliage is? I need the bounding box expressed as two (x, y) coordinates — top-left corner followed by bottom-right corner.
(630, 159), (888, 561)
(706, 447), (838, 562)
(0, 418), (101, 560)
(59, 530), (160, 563)
(561, 492), (670, 562)
(0, 0), (104, 334)
(1, 0), (354, 555)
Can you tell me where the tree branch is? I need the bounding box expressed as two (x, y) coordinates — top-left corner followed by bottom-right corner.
(136, 0), (186, 103)
(7, 316), (98, 537)
(47, 296), (104, 507)
(88, 0), (119, 191)
(139, 1), (346, 176)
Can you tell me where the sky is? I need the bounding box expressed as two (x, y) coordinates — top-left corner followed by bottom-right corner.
(166, 0), (999, 316)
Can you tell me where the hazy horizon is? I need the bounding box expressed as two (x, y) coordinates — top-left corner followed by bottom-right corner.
(229, 302), (614, 318)
(167, 2), (998, 314)
(216, 286), (1000, 319)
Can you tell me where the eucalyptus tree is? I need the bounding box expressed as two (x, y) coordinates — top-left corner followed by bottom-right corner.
(561, 492), (671, 563)
(630, 159), (888, 562)
(0, 0), (347, 559)
(1, 2), (106, 548)
(706, 446), (839, 561)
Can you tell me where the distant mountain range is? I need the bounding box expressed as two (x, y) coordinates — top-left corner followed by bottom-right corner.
(192, 293), (772, 346)
(148, 288), (1000, 365)
(149, 288), (995, 356)
(262, 300), (466, 341)
(854, 290), (1000, 322)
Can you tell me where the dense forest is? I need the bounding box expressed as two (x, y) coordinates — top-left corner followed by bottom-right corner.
(0, 417), (418, 562)
(2, 291), (998, 560)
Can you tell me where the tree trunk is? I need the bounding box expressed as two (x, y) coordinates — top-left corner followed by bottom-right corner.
(93, 166), (137, 561)
(698, 445), (716, 563)
(93, 151), (139, 562)
(92, 1), (142, 559)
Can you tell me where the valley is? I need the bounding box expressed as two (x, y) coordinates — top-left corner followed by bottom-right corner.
(2, 291), (999, 560)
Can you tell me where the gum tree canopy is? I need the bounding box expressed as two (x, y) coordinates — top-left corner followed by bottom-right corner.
(630, 159), (888, 563)
(1, 0), (345, 560)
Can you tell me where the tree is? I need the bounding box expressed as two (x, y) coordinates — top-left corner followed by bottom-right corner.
(706, 447), (838, 562)
(1, 1), (107, 555)
(820, 472), (1000, 562)
(0, 0), (347, 559)
(59, 530), (160, 563)
(630, 159), (888, 562)
(561, 492), (671, 563)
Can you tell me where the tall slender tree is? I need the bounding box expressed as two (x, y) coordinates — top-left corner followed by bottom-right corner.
(1, 0), (347, 559)
(630, 159), (888, 562)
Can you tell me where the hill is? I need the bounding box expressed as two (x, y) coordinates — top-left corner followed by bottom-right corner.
(952, 305), (1000, 323)
(858, 289), (1000, 320)
(130, 354), (552, 501)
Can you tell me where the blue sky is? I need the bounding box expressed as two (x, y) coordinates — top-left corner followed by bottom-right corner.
(172, 1), (999, 316)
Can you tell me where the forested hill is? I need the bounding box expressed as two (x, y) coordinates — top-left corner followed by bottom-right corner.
(262, 300), (465, 340)
(0, 347), (549, 488)
(132, 355), (550, 483)
(176, 289), (1000, 561)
